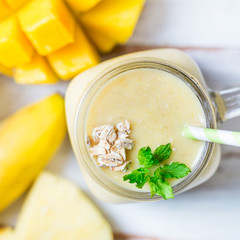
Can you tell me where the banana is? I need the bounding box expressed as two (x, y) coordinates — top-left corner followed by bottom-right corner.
(0, 226), (14, 240)
(15, 172), (113, 240)
(0, 94), (67, 212)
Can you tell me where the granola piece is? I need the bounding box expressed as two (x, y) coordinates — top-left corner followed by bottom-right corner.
(118, 137), (134, 150)
(98, 139), (111, 151)
(92, 125), (111, 143)
(97, 152), (123, 167)
(111, 161), (131, 172)
(89, 145), (106, 156)
(100, 125), (117, 144)
(116, 120), (131, 135)
(85, 135), (91, 148)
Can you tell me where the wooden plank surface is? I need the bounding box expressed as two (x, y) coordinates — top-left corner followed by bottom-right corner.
(1, 0), (240, 240)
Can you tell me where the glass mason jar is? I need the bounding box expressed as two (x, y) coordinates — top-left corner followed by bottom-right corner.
(65, 48), (240, 203)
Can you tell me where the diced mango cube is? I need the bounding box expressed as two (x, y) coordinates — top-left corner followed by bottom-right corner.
(18, 0), (75, 56)
(47, 25), (99, 80)
(85, 27), (116, 53)
(0, 16), (33, 68)
(14, 52), (58, 84)
(0, 63), (12, 77)
(0, 0), (11, 21)
(66, 0), (101, 12)
(79, 0), (145, 44)
(4, 0), (28, 10)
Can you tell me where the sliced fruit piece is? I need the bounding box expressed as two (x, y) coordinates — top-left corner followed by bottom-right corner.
(79, 0), (145, 44)
(65, 0), (101, 12)
(18, 0), (75, 56)
(15, 172), (113, 240)
(0, 0), (11, 21)
(4, 0), (28, 10)
(0, 226), (14, 240)
(84, 27), (116, 53)
(14, 52), (58, 84)
(0, 63), (12, 77)
(0, 16), (33, 68)
(0, 94), (67, 213)
(47, 25), (99, 80)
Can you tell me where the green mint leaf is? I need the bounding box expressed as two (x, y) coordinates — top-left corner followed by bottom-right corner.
(155, 162), (191, 179)
(153, 143), (172, 163)
(137, 146), (157, 168)
(123, 167), (150, 189)
(149, 176), (174, 199)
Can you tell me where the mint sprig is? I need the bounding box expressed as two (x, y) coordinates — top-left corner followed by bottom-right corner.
(123, 143), (191, 199)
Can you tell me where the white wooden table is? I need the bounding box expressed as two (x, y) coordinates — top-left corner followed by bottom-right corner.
(1, 1), (240, 239)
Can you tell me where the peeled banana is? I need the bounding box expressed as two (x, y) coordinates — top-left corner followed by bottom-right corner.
(0, 94), (67, 212)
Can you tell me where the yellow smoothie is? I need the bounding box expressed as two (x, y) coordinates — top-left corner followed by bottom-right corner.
(86, 68), (206, 191)
(65, 49), (221, 202)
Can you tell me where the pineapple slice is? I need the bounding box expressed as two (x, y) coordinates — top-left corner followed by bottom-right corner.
(0, 0), (11, 21)
(84, 27), (116, 53)
(0, 94), (67, 212)
(0, 227), (14, 240)
(47, 25), (99, 80)
(79, 0), (145, 44)
(0, 63), (12, 77)
(18, 0), (75, 56)
(15, 172), (113, 240)
(65, 0), (101, 12)
(14, 52), (58, 84)
(0, 16), (33, 68)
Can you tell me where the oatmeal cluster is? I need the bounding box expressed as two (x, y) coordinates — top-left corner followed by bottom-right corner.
(86, 120), (134, 172)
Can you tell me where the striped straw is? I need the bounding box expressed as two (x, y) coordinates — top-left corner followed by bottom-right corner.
(183, 126), (240, 147)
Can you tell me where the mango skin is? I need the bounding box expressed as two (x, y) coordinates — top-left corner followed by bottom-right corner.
(0, 94), (67, 213)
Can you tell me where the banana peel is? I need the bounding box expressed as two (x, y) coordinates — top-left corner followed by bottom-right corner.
(0, 94), (67, 213)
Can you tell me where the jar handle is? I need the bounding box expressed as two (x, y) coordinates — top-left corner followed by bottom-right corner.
(211, 87), (240, 123)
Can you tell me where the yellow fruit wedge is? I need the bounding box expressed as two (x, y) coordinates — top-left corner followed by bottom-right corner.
(65, 0), (101, 12)
(0, 227), (14, 240)
(4, 0), (28, 10)
(14, 52), (58, 84)
(0, 16), (33, 68)
(18, 0), (75, 56)
(0, 94), (67, 213)
(79, 0), (145, 44)
(15, 172), (113, 240)
(0, 63), (13, 77)
(0, 0), (11, 21)
(47, 25), (99, 80)
(84, 27), (116, 53)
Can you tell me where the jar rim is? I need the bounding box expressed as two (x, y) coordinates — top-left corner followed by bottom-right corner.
(74, 57), (217, 201)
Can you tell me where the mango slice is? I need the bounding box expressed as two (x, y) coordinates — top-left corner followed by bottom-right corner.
(84, 27), (116, 53)
(0, 16), (33, 68)
(0, 227), (14, 240)
(66, 0), (101, 12)
(18, 0), (75, 56)
(4, 0), (28, 10)
(79, 0), (145, 44)
(14, 52), (58, 84)
(0, 0), (11, 21)
(47, 25), (99, 80)
(15, 172), (113, 240)
(0, 63), (13, 77)
(0, 94), (67, 213)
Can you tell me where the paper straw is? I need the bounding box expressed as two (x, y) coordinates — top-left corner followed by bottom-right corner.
(183, 126), (240, 147)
